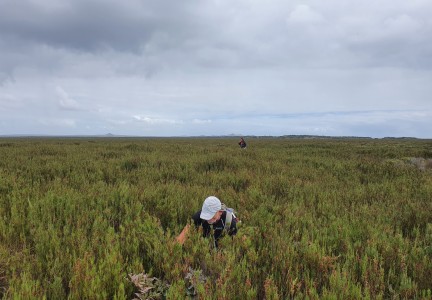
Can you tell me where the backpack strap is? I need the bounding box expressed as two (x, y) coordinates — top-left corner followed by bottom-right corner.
(224, 208), (236, 232)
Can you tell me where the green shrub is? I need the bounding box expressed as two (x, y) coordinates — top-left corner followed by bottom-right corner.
(0, 137), (431, 298)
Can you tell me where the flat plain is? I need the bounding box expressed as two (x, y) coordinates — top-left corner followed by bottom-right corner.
(0, 137), (431, 299)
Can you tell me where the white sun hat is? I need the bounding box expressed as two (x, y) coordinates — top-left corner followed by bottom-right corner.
(200, 196), (222, 220)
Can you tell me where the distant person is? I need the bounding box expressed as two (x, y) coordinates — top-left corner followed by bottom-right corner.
(238, 137), (247, 149)
(176, 196), (238, 248)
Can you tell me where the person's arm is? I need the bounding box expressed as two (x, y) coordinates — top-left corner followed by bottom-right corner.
(175, 224), (191, 245)
(175, 211), (203, 244)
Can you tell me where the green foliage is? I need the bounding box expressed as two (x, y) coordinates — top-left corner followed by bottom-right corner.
(0, 137), (432, 298)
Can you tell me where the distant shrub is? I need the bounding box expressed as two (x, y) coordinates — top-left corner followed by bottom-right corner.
(122, 159), (140, 172)
(0, 143), (13, 147)
(196, 156), (229, 173)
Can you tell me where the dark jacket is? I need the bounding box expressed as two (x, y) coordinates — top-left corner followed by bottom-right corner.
(192, 210), (237, 248)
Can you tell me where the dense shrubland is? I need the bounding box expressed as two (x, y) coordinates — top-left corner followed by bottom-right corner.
(0, 137), (431, 299)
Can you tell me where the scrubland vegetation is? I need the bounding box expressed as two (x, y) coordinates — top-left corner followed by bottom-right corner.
(0, 137), (431, 299)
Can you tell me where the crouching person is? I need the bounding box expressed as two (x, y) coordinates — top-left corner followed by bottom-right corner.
(176, 196), (238, 248)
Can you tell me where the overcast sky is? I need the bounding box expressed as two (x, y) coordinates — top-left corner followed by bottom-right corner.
(1, 0), (431, 137)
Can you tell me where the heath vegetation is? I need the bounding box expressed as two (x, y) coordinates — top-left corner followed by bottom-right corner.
(0, 137), (431, 299)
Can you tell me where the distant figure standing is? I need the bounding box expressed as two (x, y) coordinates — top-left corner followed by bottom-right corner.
(238, 137), (247, 149)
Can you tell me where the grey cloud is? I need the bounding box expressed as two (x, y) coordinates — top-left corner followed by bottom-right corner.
(0, 0), (227, 79)
(2, 0), (431, 77)
(287, 4), (324, 23)
(0, 73), (11, 85)
(1, 0), (431, 137)
(56, 86), (84, 111)
(133, 115), (183, 125)
(37, 118), (77, 128)
(0, 93), (21, 109)
(0, 0), (198, 52)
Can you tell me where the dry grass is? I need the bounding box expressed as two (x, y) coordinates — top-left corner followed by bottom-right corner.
(128, 273), (169, 300)
(408, 157), (432, 171)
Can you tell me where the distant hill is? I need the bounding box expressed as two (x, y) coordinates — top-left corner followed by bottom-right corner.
(0, 134), (424, 139)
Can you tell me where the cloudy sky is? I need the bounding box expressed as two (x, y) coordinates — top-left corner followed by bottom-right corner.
(1, 0), (431, 137)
